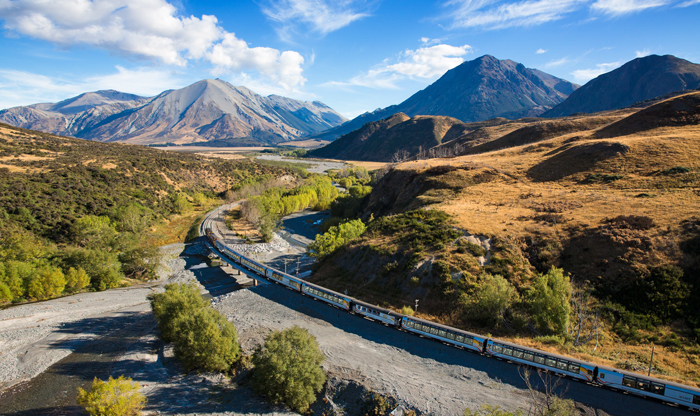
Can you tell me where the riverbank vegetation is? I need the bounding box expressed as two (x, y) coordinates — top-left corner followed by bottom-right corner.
(0, 123), (297, 304)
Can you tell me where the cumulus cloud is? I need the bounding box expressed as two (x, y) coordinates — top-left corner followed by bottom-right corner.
(571, 62), (621, 82)
(0, 66), (186, 109)
(0, 0), (306, 90)
(325, 43), (472, 89)
(636, 48), (651, 57)
(590, 0), (670, 14)
(536, 48), (548, 54)
(261, 0), (371, 37)
(445, 0), (586, 29)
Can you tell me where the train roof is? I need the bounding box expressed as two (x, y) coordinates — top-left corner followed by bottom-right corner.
(489, 339), (597, 367)
(352, 299), (402, 316)
(597, 364), (700, 393)
(403, 315), (485, 339)
(302, 281), (354, 300)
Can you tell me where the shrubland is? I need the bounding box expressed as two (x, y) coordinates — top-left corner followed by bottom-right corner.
(308, 92), (700, 385)
(0, 123), (296, 304)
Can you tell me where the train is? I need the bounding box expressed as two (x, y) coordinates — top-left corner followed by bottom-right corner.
(205, 227), (700, 412)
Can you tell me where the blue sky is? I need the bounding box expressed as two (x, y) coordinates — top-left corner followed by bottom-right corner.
(0, 0), (698, 118)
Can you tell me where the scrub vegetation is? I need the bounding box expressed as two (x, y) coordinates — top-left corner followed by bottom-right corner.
(309, 92), (700, 385)
(0, 123), (296, 304)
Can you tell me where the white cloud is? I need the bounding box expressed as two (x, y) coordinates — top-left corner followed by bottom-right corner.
(636, 48), (651, 57)
(445, 0), (587, 29)
(571, 62), (621, 82)
(590, 0), (670, 14)
(0, 66), (186, 109)
(325, 44), (472, 90)
(544, 57), (571, 68)
(0, 0), (306, 90)
(536, 48), (548, 54)
(261, 0), (371, 37)
(677, 0), (700, 6)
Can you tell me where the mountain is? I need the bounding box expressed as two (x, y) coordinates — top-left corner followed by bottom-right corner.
(313, 55), (578, 141)
(0, 79), (346, 145)
(543, 55), (700, 117)
(0, 90), (150, 138)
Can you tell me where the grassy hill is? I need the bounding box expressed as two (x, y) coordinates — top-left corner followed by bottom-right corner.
(0, 123), (297, 302)
(309, 92), (700, 386)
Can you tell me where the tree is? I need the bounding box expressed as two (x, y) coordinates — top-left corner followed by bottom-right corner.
(308, 219), (366, 258)
(171, 307), (241, 372)
(171, 193), (192, 215)
(25, 263), (66, 300)
(526, 267), (571, 335)
(252, 326), (326, 413)
(520, 368), (576, 416)
(77, 375), (146, 416)
(148, 283), (208, 343)
(61, 248), (122, 291)
(119, 245), (161, 280)
(72, 215), (117, 248)
(462, 273), (517, 326)
(65, 267), (91, 291)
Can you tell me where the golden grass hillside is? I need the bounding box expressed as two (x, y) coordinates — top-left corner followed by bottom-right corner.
(310, 92), (700, 386)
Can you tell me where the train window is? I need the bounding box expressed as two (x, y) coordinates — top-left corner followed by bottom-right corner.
(430, 327), (439, 335)
(622, 377), (636, 388)
(693, 395), (700, 405)
(503, 348), (513, 356)
(556, 361), (568, 371)
(513, 350), (524, 359)
(637, 381), (650, 391)
(651, 383), (665, 395)
(456, 335), (465, 343)
(438, 330), (447, 338)
(492, 345), (503, 353)
(534, 355), (545, 365)
(545, 358), (557, 368)
(446, 332), (455, 340)
(599, 373), (605, 379)
(568, 364), (580, 373)
(523, 353), (534, 362)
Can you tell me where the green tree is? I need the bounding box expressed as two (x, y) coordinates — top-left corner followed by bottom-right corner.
(308, 219), (366, 258)
(192, 192), (208, 207)
(72, 215), (117, 248)
(526, 267), (571, 335)
(65, 267), (91, 291)
(119, 245), (161, 280)
(60, 248), (122, 290)
(348, 185), (372, 199)
(171, 307), (240, 372)
(148, 283), (208, 343)
(77, 375), (146, 416)
(252, 326), (326, 413)
(171, 193), (192, 215)
(113, 204), (152, 233)
(25, 263), (66, 300)
(462, 273), (517, 326)
(0, 260), (30, 299)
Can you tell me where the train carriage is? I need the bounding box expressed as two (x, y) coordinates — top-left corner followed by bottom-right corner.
(269, 269), (302, 291)
(402, 316), (487, 353)
(486, 340), (595, 382)
(596, 365), (700, 410)
(240, 257), (267, 276)
(301, 282), (352, 310)
(352, 300), (401, 327)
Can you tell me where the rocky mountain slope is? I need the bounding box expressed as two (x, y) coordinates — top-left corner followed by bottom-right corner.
(313, 55), (578, 141)
(0, 80), (346, 145)
(543, 54), (700, 117)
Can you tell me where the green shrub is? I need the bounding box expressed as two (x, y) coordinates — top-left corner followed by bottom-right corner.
(582, 173), (624, 183)
(77, 375), (146, 416)
(60, 248), (122, 291)
(25, 263), (66, 300)
(360, 392), (396, 416)
(308, 219), (366, 258)
(148, 283), (208, 343)
(401, 305), (415, 316)
(462, 273), (517, 326)
(171, 307), (240, 372)
(64, 267), (91, 291)
(252, 326), (326, 413)
(525, 267), (571, 335)
(661, 166), (691, 175)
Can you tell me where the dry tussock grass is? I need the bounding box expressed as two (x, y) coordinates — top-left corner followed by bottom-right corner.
(382, 96), (700, 385)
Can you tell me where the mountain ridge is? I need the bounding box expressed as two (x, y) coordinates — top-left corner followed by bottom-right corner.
(0, 79), (346, 145)
(313, 55), (579, 141)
